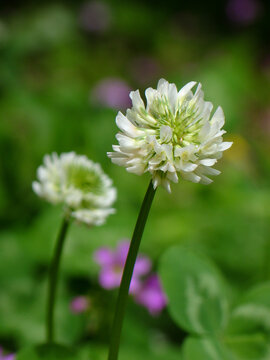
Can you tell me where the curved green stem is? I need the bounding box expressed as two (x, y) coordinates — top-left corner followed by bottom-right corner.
(262, 235), (270, 281)
(46, 216), (70, 343)
(108, 180), (156, 360)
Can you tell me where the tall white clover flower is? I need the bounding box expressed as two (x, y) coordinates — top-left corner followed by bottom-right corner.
(108, 79), (232, 192)
(33, 152), (116, 225)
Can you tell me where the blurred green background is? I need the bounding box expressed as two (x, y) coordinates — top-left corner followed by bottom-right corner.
(0, 0), (270, 358)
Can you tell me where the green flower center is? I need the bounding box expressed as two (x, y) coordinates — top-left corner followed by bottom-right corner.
(149, 96), (203, 146)
(65, 164), (103, 195)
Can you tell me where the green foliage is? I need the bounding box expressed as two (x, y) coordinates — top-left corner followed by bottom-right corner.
(160, 246), (229, 335)
(160, 246), (270, 360)
(17, 344), (79, 360)
(225, 283), (270, 359)
(78, 343), (182, 360)
(0, 0), (269, 358)
(182, 336), (236, 360)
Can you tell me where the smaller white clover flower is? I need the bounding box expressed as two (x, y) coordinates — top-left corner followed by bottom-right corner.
(108, 79), (233, 192)
(33, 152), (116, 226)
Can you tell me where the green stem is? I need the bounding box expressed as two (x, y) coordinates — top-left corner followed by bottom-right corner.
(262, 233), (270, 281)
(108, 180), (156, 360)
(46, 216), (70, 343)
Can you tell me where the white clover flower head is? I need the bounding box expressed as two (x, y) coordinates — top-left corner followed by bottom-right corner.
(107, 79), (233, 192)
(33, 152), (116, 225)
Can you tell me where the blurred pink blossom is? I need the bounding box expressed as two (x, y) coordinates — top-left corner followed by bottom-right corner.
(94, 241), (152, 294)
(134, 275), (167, 315)
(91, 78), (132, 110)
(0, 347), (15, 360)
(226, 0), (261, 25)
(94, 241), (167, 315)
(70, 296), (90, 314)
(79, 1), (111, 33)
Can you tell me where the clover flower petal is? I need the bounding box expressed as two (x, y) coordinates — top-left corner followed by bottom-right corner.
(94, 241), (167, 315)
(0, 347), (15, 360)
(134, 274), (167, 315)
(108, 79), (232, 192)
(94, 241), (151, 294)
(70, 296), (90, 314)
(33, 152), (116, 225)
